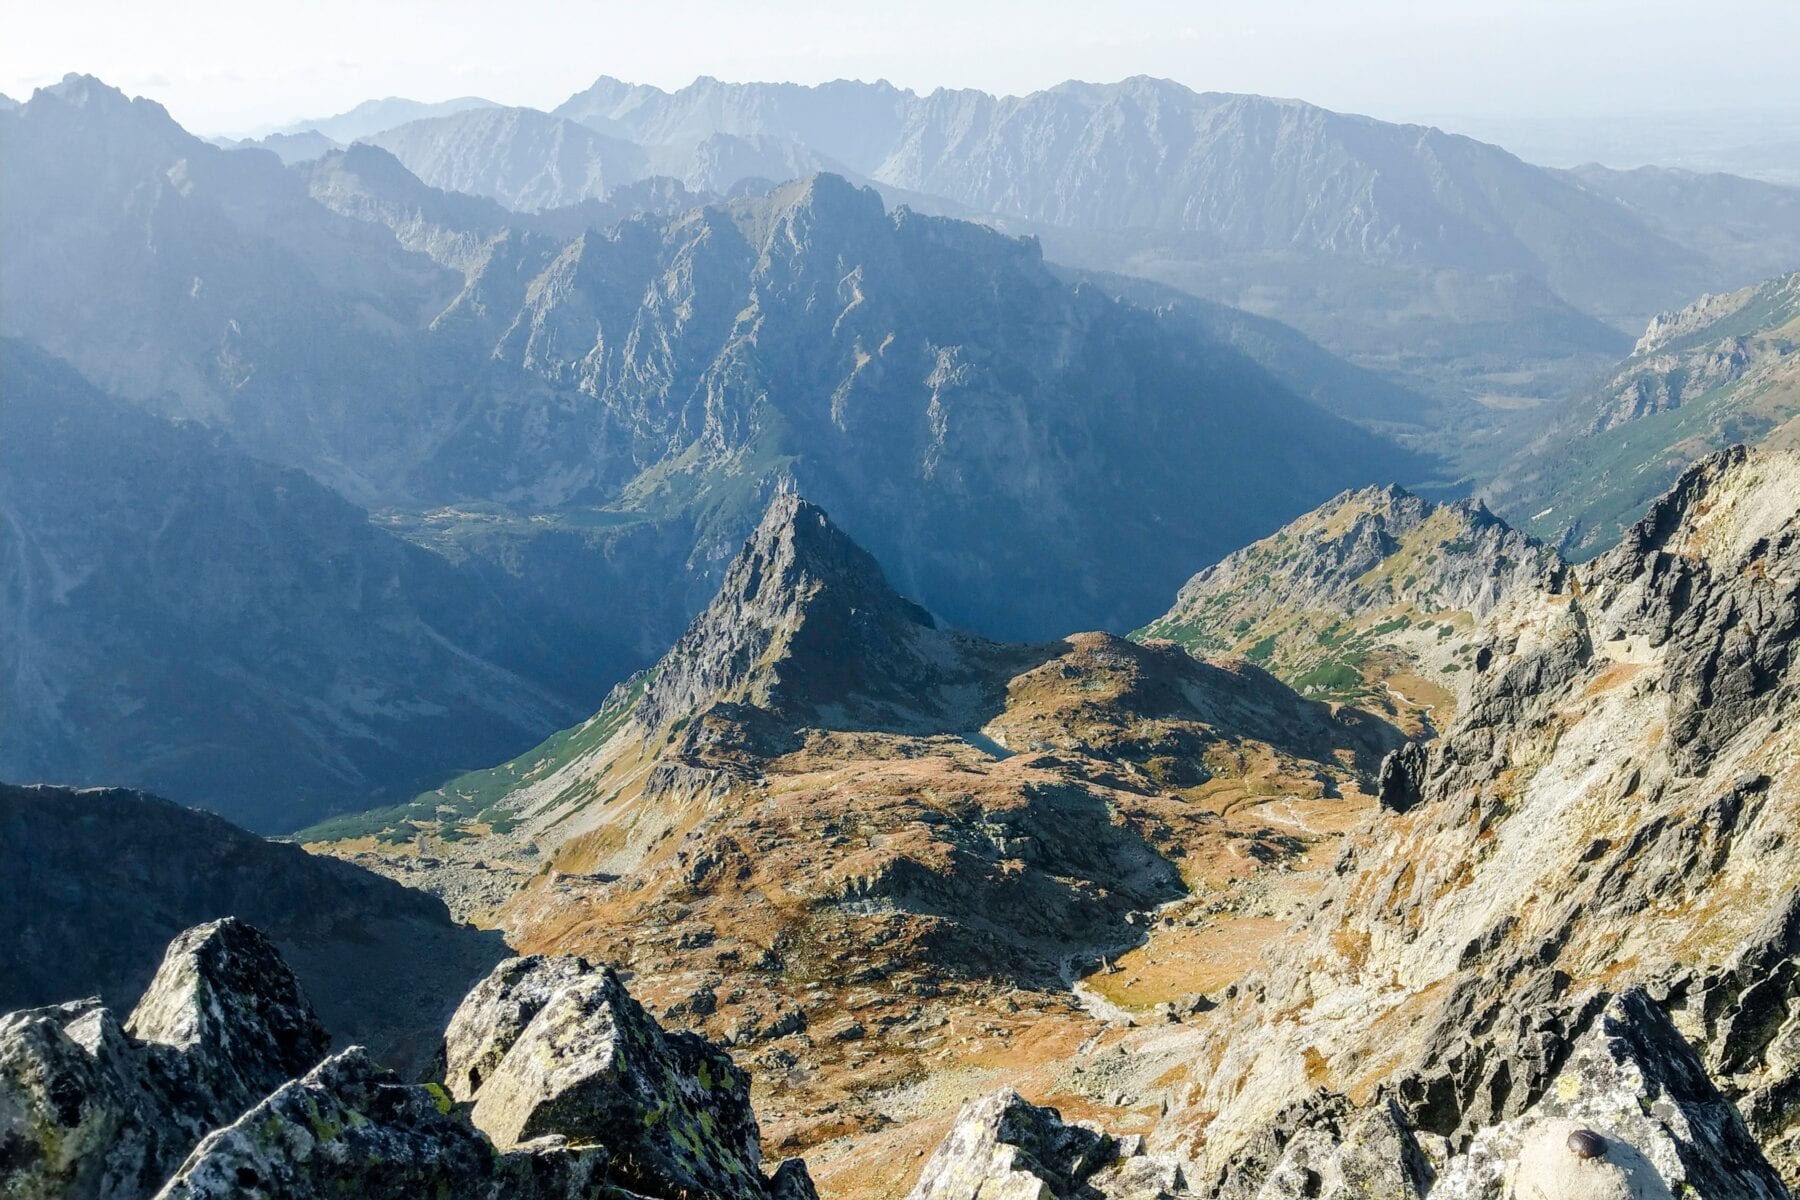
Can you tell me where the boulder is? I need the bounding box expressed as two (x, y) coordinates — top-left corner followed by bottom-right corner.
(443, 954), (804, 1200)
(440, 954), (595, 1101)
(124, 918), (331, 1106)
(905, 1089), (1189, 1199)
(151, 1047), (605, 1200)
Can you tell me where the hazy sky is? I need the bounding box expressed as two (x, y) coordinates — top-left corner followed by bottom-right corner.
(6, 0), (1800, 136)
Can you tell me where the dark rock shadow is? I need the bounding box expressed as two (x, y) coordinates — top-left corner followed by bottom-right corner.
(0, 783), (508, 1079)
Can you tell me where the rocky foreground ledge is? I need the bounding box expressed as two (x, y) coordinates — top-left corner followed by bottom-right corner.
(0, 918), (814, 1199)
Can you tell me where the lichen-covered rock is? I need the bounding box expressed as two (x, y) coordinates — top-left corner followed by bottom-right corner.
(0, 919), (331, 1200)
(124, 919), (331, 1108)
(1432, 990), (1788, 1199)
(0, 1000), (173, 1200)
(906, 1089), (1190, 1199)
(151, 1047), (605, 1200)
(440, 954), (595, 1101)
(445, 954), (800, 1200)
(1211, 1092), (1431, 1200)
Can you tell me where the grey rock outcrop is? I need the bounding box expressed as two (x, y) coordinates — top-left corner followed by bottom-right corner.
(4, 928), (816, 1200)
(0, 919), (330, 1200)
(152, 1048), (605, 1200)
(442, 954), (807, 1200)
(1210, 1093), (1432, 1200)
(1677, 891), (1800, 1180)
(906, 1089), (1190, 1199)
(1431, 990), (1788, 1199)
(1201, 990), (1787, 1200)
(122, 920), (331, 1109)
(1153, 447), (1800, 1194)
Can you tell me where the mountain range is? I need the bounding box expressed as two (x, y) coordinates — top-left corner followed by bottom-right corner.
(5, 52), (1800, 1200)
(4, 74), (1438, 827)
(271, 74), (1800, 417)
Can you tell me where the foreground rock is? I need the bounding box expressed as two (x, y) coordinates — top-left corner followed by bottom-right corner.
(1431, 991), (1787, 1200)
(443, 954), (807, 1199)
(907, 1089), (1190, 1199)
(1212, 988), (1788, 1199)
(2, 928), (814, 1200)
(0, 919), (330, 1199)
(152, 1048), (605, 1200)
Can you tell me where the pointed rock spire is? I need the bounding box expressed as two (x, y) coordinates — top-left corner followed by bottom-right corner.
(635, 492), (1002, 737)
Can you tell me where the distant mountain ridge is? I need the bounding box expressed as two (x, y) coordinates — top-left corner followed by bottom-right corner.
(326, 73), (1800, 415)
(273, 93), (499, 143)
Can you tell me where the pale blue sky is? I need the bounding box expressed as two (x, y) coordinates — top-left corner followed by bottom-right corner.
(6, 0), (1799, 136)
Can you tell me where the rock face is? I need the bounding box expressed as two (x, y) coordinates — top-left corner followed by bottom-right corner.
(1430, 991), (1787, 1200)
(1207, 1093), (1432, 1200)
(1167, 989), (1789, 1200)
(906, 1089), (1190, 1200)
(152, 1048), (606, 1200)
(443, 954), (806, 1200)
(1147, 446), (1800, 1193)
(0, 920), (330, 1199)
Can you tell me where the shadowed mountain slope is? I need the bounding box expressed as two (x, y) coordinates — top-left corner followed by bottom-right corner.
(0, 783), (506, 1076)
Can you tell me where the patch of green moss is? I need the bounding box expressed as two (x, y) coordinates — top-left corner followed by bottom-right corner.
(422, 1082), (454, 1115)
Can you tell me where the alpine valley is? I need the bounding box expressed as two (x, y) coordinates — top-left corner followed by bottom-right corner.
(3, 59), (1799, 1200)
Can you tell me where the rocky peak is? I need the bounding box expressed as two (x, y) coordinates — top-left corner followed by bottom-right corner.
(634, 492), (1006, 737)
(123, 918), (330, 1107)
(37, 73), (136, 112)
(442, 954), (804, 1200)
(1138, 481), (1561, 725)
